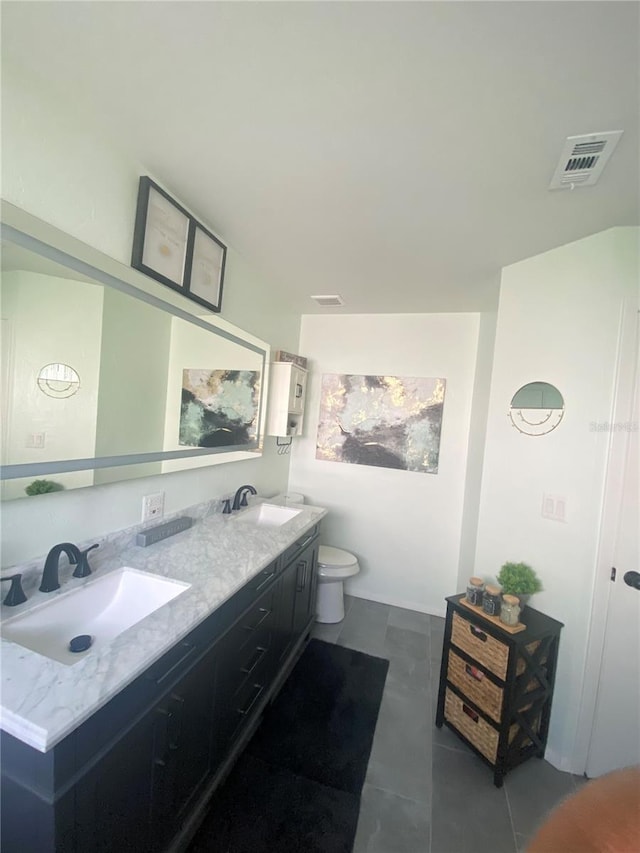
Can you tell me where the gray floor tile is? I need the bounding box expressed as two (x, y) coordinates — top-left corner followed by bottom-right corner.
(432, 744), (517, 853)
(572, 772), (589, 790)
(336, 630), (388, 660)
(353, 784), (430, 853)
(505, 757), (576, 844)
(310, 620), (342, 643)
(388, 606), (430, 634)
(384, 625), (429, 661)
(385, 654), (430, 699)
(369, 690), (432, 784)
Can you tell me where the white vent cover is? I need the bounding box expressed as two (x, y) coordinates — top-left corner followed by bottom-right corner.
(549, 130), (623, 190)
(311, 294), (344, 306)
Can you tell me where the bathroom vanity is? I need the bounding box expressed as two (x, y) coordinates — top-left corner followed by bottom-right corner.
(0, 503), (324, 852)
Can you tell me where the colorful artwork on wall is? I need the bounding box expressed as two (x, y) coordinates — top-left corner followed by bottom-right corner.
(180, 369), (260, 448)
(316, 374), (446, 473)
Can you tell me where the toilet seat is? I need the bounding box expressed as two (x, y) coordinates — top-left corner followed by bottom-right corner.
(317, 546), (359, 580)
(318, 545), (358, 568)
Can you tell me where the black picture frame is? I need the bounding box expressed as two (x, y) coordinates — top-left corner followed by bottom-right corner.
(185, 221), (226, 313)
(131, 177), (192, 293)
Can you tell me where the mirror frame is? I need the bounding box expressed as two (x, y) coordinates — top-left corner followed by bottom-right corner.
(1, 201), (269, 484)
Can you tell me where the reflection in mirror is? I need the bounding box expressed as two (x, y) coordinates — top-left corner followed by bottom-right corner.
(0, 208), (269, 501)
(508, 381), (564, 436)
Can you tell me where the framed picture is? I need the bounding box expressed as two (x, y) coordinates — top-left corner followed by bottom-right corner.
(131, 177), (191, 292)
(186, 222), (227, 313)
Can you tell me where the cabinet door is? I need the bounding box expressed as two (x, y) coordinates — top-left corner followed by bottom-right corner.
(74, 711), (157, 853)
(151, 643), (218, 848)
(292, 540), (318, 636)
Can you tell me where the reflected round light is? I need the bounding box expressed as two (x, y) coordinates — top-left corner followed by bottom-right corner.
(37, 363), (81, 399)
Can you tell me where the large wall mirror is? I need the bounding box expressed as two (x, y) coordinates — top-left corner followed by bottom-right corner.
(0, 202), (269, 501)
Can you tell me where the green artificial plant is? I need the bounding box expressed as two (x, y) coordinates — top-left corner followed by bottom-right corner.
(497, 561), (543, 596)
(24, 479), (64, 496)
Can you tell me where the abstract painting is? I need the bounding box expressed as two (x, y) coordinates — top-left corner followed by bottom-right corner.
(316, 374), (446, 473)
(180, 369), (260, 448)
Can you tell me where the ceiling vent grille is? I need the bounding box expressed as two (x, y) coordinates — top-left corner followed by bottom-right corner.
(549, 130), (623, 190)
(311, 294), (344, 306)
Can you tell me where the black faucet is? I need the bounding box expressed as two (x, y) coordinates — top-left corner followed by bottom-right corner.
(232, 484), (257, 511)
(1, 574), (27, 606)
(40, 542), (82, 592)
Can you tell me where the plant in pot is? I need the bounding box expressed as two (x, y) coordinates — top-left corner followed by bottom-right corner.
(497, 561), (542, 609)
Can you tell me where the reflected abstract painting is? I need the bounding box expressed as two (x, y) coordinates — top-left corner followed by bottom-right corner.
(316, 374), (446, 473)
(180, 369), (260, 448)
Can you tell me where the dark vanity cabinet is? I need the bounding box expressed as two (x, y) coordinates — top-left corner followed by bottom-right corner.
(1, 524), (320, 853)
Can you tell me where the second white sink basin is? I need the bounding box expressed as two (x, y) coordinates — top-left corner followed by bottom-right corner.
(233, 503), (302, 527)
(0, 567), (190, 665)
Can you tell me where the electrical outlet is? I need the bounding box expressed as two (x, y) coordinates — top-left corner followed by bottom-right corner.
(142, 492), (165, 523)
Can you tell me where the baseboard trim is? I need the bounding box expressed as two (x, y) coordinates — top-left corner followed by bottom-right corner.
(345, 588), (447, 619)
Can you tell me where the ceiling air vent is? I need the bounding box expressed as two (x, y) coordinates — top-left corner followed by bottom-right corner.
(311, 294), (344, 306)
(549, 130), (623, 190)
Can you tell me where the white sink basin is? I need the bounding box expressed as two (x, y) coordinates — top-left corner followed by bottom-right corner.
(0, 567), (190, 665)
(233, 503), (302, 527)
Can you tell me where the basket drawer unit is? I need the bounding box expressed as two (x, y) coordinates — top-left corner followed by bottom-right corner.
(436, 594), (563, 788)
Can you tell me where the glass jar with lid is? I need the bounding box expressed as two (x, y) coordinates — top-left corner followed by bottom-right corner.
(482, 584), (502, 617)
(466, 577), (485, 607)
(500, 594), (521, 627)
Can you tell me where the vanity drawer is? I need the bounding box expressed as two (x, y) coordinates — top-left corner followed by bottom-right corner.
(226, 584), (276, 654)
(281, 525), (319, 568)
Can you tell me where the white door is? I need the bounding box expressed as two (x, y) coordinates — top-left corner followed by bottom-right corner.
(586, 309), (640, 778)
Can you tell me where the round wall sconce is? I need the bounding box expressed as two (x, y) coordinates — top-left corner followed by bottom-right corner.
(509, 381), (564, 436)
(37, 363), (81, 399)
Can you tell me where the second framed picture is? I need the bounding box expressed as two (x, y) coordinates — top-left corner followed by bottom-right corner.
(186, 222), (227, 313)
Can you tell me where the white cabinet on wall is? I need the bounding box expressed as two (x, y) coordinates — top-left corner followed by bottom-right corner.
(266, 362), (308, 437)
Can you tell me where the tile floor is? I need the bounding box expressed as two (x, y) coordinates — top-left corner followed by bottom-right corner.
(311, 595), (586, 853)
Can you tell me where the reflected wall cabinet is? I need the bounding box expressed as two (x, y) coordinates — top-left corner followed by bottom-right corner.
(436, 594), (563, 787)
(266, 362), (308, 437)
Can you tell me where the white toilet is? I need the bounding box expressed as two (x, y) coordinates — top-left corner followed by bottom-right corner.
(315, 545), (360, 624)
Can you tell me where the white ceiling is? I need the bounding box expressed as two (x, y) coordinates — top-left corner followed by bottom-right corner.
(2, 1), (638, 315)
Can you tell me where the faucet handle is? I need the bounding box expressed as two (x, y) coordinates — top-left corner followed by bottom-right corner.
(73, 543), (99, 579)
(1, 574), (27, 606)
(222, 498), (232, 514)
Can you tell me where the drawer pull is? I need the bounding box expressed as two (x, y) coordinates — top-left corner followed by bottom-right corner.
(154, 642), (196, 686)
(238, 683), (264, 717)
(244, 607), (271, 633)
(256, 570), (276, 592)
(241, 645), (267, 675)
(462, 704), (479, 723)
(465, 664), (484, 682)
(469, 624), (487, 642)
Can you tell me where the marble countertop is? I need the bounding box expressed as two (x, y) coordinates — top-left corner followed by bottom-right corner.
(0, 502), (327, 753)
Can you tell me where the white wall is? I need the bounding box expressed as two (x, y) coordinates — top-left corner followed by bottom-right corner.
(474, 226), (638, 772)
(289, 313), (480, 615)
(1, 60), (297, 567)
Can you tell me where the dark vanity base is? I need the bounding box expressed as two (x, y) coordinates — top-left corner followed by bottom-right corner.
(1, 525), (320, 853)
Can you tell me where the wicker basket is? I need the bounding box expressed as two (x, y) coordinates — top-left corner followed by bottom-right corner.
(447, 650), (504, 722)
(451, 612), (541, 680)
(444, 688), (500, 763)
(444, 688), (540, 766)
